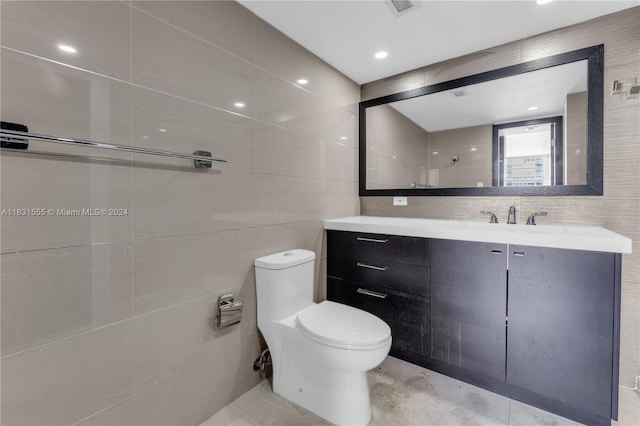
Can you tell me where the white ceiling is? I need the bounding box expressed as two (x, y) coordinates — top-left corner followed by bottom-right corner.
(388, 60), (588, 131)
(240, 0), (638, 84)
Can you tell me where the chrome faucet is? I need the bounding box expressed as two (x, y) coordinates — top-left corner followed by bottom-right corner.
(507, 206), (516, 224)
(526, 212), (548, 225)
(480, 211), (498, 223)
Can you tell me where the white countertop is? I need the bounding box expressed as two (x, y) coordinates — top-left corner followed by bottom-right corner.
(324, 216), (632, 254)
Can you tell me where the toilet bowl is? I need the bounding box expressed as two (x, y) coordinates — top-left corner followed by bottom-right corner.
(255, 249), (391, 426)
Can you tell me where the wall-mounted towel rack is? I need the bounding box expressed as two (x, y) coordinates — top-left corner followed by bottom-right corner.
(0, 122), (226, 168)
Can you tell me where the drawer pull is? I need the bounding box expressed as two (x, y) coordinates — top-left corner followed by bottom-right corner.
(356, 262), (387, 271)
(513, 251), (525, 257)
(491, 250), (502, 255)
(357, 288), (388, 299)
(356, 237), (388, 243)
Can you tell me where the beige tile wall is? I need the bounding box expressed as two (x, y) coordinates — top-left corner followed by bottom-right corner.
(0, 1), (358, 425)
(427, 125), (493, 188)
(361, 7), (640, 391)
(565, 91), (588, 185)
(366, 104), (429, 189)
(365, 101), (494, 190)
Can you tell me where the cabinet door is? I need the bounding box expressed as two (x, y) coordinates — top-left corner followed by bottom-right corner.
(507, 245), (615, 419)
(430, 239), (508, 381)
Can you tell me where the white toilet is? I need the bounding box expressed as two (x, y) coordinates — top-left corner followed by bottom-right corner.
(254, 249), (391, 426)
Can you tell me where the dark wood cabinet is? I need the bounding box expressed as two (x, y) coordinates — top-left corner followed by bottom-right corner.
(327, 277), (430, 358)
(326, 230), (621, 426)
(507, 245), (619, 424)
(327, 231), (429, 266)
(430, 239), (508, 382)
(326, 231), (430, 361)
(328, 254), (429, 298)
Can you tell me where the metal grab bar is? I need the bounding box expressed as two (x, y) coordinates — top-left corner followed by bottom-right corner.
(0, 127), (227, 168)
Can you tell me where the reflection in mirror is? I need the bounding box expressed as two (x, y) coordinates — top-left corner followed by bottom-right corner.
(494, 116), (564, 187)
(365, 60), (588, 190)
(360, 44), (603, 196)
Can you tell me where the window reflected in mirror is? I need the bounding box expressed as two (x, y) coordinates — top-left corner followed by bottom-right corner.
(495, 116), (569, 187)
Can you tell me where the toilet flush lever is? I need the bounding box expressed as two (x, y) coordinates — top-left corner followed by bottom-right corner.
(217, 293), (243, 329)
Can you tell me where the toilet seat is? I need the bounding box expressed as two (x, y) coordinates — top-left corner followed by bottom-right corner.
(296, 301), (391, 350)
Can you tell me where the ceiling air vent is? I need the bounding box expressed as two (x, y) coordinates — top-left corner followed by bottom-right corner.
(386, 0), (421, 17)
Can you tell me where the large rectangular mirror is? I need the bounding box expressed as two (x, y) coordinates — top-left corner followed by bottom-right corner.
(359, 45), (603, 196)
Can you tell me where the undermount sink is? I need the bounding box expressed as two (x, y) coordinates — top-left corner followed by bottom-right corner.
(461, 222), (569, 233)
(324, 216), (632, 254)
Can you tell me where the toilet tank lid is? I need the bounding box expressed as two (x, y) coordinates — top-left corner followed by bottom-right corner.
(254, 249), (315, 270)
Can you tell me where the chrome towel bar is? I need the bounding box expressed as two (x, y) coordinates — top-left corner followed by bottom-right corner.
(0, 126), (227, 168)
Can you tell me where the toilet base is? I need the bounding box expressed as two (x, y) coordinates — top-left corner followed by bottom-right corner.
(274, 345), (373, 426)
(264, 316), (390, 426)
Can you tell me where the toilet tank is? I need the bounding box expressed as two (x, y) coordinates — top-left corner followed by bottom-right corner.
(255, 249), (315, 322)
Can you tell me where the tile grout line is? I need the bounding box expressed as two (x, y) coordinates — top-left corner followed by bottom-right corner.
(129, 2), (138, 406)
(69, 394), (136, 426)
(0, 217), (328, 256)
(0, 46), (355, 159)
(0, 46), (355, 143)
(0, 290), (222, 361)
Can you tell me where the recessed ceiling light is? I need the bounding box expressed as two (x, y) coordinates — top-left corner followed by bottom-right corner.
(57, 44), (77, 54)
(142, 135), (149, 139)
(340, 136), (348, 140)
(537, 0), (554, 5)
(392, 155), (397, 159)
(297, 79), (308, 85)
(234, 102), (245, 108)
(470, 147), (477, 151)
(432, 151), (439, 155)
(374, 51), (388, 59)
(528, 106), (539, 111)
(158, 128), (167, 132)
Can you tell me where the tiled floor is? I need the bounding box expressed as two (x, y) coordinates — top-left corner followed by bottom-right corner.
(202, 356), (640, 426)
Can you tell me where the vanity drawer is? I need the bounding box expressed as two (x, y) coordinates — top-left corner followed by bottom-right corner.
(327, 231), (429, 266)
(328, 254), (430, 298)
(327, 278), (430, 358)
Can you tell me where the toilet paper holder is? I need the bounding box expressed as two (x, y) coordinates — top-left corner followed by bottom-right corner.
(217, 293), (243, 329)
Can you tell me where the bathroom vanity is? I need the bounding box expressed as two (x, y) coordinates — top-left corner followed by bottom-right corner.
(325, 216), (632, 426)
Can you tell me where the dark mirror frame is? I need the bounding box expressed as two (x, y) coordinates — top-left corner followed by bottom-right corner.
(359, 44), (604, 196)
